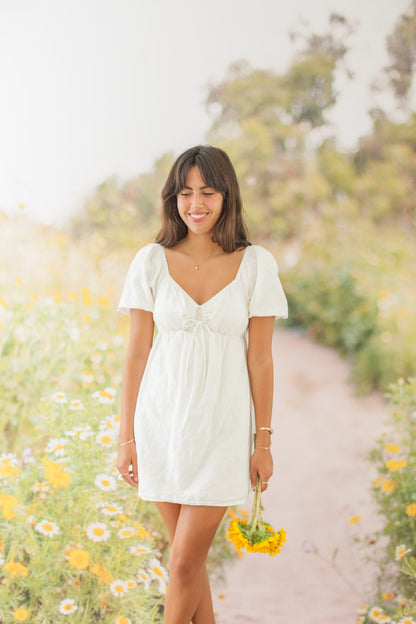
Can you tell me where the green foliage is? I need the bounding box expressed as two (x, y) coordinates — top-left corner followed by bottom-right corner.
(385, 0), (416, 105)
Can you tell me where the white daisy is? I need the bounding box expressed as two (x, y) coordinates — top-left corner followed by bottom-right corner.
(95, 474), (117, 491)
(22, 447), (35, 465)
(99, 414), (119, 431)
(148, 557), (169, 584)
(81, 371), (94, 383)
(92, 388), (115, 404)
(35, 519), (60, 537)
(69, 327), (80, 342)
(85, 522), (110, 542)
(46, 438), (67, 456)
(0, 554), (5, 566)
(91, 352), (102, 364)
(69, 399), (84, 410)
(125, 579), (136, 590)
(115, 617), (131, 624)
(0, 453), (18, 466)
(395, 544), (412, 560)
(51, 391), (67, 403)
(97, 341), (108, 351)
(31, 482), (50, 493)
(96, 431), (116, 447)
(113, 335), (124, 347)
(65, 425), (93, 440)
(99, 502), (122, 516)
(136, 568), (151, 591)
(109, 579), (128, 597)
(378, 616), (391, 623)
(357, 605), (367, 615)
(26, 514), (36, 525)
(129, 544), (152, 556)
(59, 598), (78, 615)
(399, 619), (416, 624)
(117, 527), (135, 539)
(369, 607), (383, 621)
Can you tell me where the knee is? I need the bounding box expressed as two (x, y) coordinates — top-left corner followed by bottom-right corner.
(168, 551), (201, 587)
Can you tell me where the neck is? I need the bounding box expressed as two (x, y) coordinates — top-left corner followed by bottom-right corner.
(181, 232), (219, 256)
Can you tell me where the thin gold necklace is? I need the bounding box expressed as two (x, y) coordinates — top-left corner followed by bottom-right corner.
(184, 247), (219, 270)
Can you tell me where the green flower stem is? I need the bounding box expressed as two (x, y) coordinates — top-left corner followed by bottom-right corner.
(247, 475), (264, 543)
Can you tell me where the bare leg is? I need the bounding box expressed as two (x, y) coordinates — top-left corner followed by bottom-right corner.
(155, 502), (226, 624)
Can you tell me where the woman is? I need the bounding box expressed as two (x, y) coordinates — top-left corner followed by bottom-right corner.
(116, 145), (288, 624)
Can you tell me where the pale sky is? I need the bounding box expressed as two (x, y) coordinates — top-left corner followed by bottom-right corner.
(0, 0), (410, 228)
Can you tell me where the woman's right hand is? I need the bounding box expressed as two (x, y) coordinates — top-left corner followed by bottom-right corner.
(116, 442), (138, 488)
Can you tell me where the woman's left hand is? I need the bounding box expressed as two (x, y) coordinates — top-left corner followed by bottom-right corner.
(250, 448), (273, 493)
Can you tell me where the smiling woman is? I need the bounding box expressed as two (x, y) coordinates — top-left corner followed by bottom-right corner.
(116, 144), (288, 623)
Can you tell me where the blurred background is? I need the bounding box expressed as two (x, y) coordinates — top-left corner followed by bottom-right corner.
(1, 1), (416, 623)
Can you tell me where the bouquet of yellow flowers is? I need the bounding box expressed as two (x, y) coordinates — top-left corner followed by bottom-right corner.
(226, 475), (287, 556)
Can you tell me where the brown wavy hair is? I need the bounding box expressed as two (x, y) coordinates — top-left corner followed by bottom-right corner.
(155, 145), (251, 252)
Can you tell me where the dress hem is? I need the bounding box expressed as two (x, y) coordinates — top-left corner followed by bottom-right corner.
(138, 492), (250, 507)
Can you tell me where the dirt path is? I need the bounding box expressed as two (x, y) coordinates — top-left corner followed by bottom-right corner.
(212, 328), (389, 624)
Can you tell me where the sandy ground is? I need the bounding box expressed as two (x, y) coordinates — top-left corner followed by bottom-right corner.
(212, 327), (389, 624)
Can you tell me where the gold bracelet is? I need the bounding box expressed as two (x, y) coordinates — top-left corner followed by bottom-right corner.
(257, 446), (271, 450)
(257, 427), (273, 434)
(119, 438), (135, 447)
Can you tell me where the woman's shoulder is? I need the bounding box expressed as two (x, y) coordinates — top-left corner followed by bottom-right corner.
(245, 244), (280, 272)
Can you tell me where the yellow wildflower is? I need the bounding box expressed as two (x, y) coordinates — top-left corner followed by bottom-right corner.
(82, 288), (92, 305)
(385, 444), (400, 454)
(13, 608), (29, 621)
(0, 493), (19, 520)
(349, 515), (361, 525)
(406, 504), (416, 518)
(97, 297), (110, 306)
(372, 477), (382, 487)
(3, 562), (29, 577)
(395, 544), (411, 560)
(42, 459), (72, 489)
(90, 563), (113, 585)
(381, 479), (395, 493)
(382, 593), (394, 600)
(68, 547), (90, 570)
(226, 475), (287, 556)
(132, 522), (149, 539)
(0, 458), (20, 478)
(386, 459), (407, 472)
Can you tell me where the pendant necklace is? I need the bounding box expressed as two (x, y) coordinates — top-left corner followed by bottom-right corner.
(186, 248), (219, 270)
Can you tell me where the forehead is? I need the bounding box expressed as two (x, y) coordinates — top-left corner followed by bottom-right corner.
(184, 166), (210, 188)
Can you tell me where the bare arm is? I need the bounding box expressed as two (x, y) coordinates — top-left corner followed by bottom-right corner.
(116, 309), (155, 487)
(247, 316), (275, 492)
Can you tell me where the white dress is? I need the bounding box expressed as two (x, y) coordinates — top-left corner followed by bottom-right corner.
(117, 242), (288, 506)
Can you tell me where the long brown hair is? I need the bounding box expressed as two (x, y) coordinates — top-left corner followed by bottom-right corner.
(155, 145), (251, 252)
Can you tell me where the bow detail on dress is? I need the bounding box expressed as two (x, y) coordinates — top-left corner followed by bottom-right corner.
(182, 309), (214, 335)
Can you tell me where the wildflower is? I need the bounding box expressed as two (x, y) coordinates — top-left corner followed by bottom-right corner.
(35, 519), (60, 537)
(117, 527), (135, 539)
(3, 562), (29, 577)
(91, 352), (103, 363)
(369, 606), (383, 620)
(95, 474), (117, 491)
(0, 494), (19, 520)
(129, 544), (152, 556)
(31, 482), (50, 493)
(46, 438), (67, 456)
(385, 444), (400, 454)
(406, 503), (416, 517)
(65, 425), (92, 439)
(100, 414), (119, 431)
(96, 431), (116, 447)
(372, 477), (382, 487)
(86, 523), (110, 542)
(67, 547), (90, 570)
(13, 608), (29, 621)
(58, 598), (78, 615)
(385, 459), (407, 471)
(226, 476), (287, 556)
(109, 579), (128, 597)
(0, 453), (20, 478)
(132, 522), (150, 539)
(357, 605), (367, 614)
(148, 557), (169, 585)
(51, 391), (67, 403)
(100, 502), (122, 516)
(395, 544), (412, 560)
(382, 593), (394, 600)
(69, 399), (84, 410)
(378, 616), (391, 623)
(381, 479), (395, 493)
(115, 617), (131, 624)
(398, 619), (416, 624)
(43, 459), (72, 488)
(126, 579), (136, 589)
(90, 563), (113, 585)
(357, 618), (364, 623)
(397, 595), (407, 607)
(92, 389), (116, 404)
(136, 568), (151, 590)
(349, 515), (361, 525)
(81, 371), (94, 383)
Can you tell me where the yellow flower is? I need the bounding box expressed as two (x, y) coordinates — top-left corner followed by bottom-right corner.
(349, 515), (361, 525)
(132, 522), (149, 539)
(116, 618), (131, 624)
(372, 477), (382, 487)
(385, 459), (407, 472)
(13, 608), (29, 621)
(381, 479), (395, 493)
(385, 444), (400, 454)
(395, 544), (411, 560)
(98, 297), (110, 307)
(42, 459), (72, 489)
(82, 288), (92, 306)
(68, 547), (90, 570)
(3, 562), (29, 577)
(382, 593), (394, 600)
(0, 493), (19, 520)
(0, 459), (20, 478)
(226, 476), (287, 556)
(406, 504), (416, 518)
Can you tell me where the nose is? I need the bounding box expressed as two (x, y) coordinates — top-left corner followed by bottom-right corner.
(190, 192), (204, 209)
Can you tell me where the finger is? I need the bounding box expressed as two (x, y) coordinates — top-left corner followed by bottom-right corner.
(250, 466), (258, 489)
(131, 455), (138, 485)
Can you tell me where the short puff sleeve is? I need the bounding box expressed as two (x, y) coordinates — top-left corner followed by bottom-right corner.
(117, 244), (156, 315)
(248, 246), (288, 319)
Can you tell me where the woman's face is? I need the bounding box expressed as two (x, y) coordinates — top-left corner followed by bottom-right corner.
(176, 166), (223, 235)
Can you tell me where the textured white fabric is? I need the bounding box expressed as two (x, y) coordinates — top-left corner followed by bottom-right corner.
(117, 242), (288, 506)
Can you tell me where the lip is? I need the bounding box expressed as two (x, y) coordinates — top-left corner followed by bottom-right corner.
(188, 212), (209, 222)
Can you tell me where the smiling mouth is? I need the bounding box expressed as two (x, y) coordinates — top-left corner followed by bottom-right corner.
(188, 212), (209, 221)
